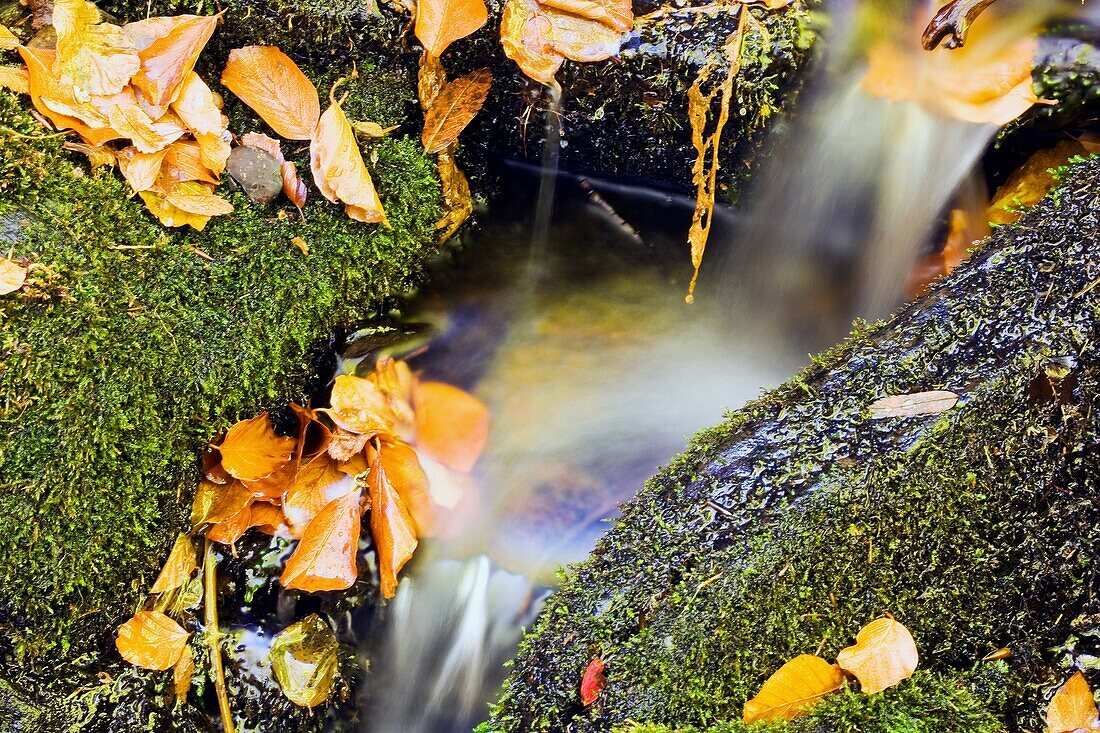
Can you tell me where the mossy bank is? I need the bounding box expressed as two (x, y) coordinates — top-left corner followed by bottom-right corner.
(0, 20), (441, 719)
(484, 156), (1100, 731)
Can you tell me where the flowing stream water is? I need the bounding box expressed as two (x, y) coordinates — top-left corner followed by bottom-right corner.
(358, 1), (1057, 729)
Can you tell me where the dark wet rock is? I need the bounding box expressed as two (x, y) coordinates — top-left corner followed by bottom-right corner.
(227, 146), (284, 206)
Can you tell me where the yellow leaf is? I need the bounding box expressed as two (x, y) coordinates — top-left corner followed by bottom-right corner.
(106, 99), (174, 153)
(743, 654), (845, 724)
(162, 140), (220, 185)
(309, 100), (388, 224)
(281, 490), (362, 592)
(835, 617), (919, 694)
(422, 67), (491, 154)
(18, 46), (118, 145)
(173, 645), (194, 705)
(1047, 672), (1100, 733)
(352, 121), (399, 139)
(128, 14), (218, 108)
(115, 610), (190, 671)
(269, 614), (339, 708)
(283, 453), (352, 537)
(190, 479), (253, 531)
(139, 189), (213, 230)
(0, 65), (29, 95)
(327, 374), (397, 436)
(172, 73), (230, 175)
(63, 141), (117, 169)
(367, 456), (418, 598)
(52, 0), (140, 99)
(988, 140), (1086, 227)
(149, 532), (198, 594)
(0, 24), (18, 50)
(221, 45), (321, 141)
(0, 258), (28, 295)
(117, 145), (169, 192)
(415, 0), (488, 57)
(500, 0), (631, 85)
(216, 412), (296, 481)
(163, 180), (233, 216)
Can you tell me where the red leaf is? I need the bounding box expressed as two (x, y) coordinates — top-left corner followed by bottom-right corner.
(580, 656), (605, 706)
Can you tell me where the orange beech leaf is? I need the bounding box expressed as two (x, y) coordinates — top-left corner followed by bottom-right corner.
(1047, 672), (1100, 733)
(367, 456), (418, 598)
(241, 131), (284, 160)
(836, 617), (919, 694)
(201, 448), (231, 484)
(368, 357), (416, 439)
(422, 68), (491, 154)
(0, 258), (28, 295)
(117, 145), (169, 191)
(743, 655), (845, 724)
(64, 140), (117, 169)
(221, 46), (320, 140)
(0, 65), (29, 94)
(377, 441), (434, 536)
(172, 73), (230, 175)
(206, 501), (252, 545)
(163, 140), (220, 184)
(116, 610), (190, 671)
(216, 412), (296, 481)
(53, 0), (140, 99)
(580, 656), (605, 706)
(415, 0), (488, 57)
(337, 451), (370, 476)
(242, 462), (296, 502)
(129, 14), (217, 108)
(310, 100), (389, 224)
(413, 381), (489, 473)
(327, 374), (397, 436)
(107, 101), (173, 153)
(281, 490), (362, 592)
(290, 402), (332, 462)
(500, 0), (631, 85)
(327, 426), (371, 462)
(149, 533), (197, 594)
(139, 189), (215, 230)
(248, 501), (289, 535)
(18, 46), (118, 145)
(191, 479), (253, 530)
(173, 645), (194, 704)
(164, 181), (233, 215)
(284, 453), (352, 536)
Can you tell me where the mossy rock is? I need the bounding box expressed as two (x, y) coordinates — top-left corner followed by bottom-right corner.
(484, 156), (1100, 731)
(0, 6), (442, 715)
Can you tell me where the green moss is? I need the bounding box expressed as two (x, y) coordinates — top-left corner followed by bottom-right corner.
(0, 74), (439, 675)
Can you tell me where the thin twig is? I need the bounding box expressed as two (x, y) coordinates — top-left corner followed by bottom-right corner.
(203, 539), (236, 733)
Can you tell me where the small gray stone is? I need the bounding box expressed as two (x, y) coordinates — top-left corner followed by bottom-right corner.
(227, 145), (283, 206)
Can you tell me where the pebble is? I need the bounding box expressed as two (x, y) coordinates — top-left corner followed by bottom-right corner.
(227, 146), (282, 206)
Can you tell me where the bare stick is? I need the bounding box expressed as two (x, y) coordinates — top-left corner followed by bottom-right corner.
(203, 539), (236, 733)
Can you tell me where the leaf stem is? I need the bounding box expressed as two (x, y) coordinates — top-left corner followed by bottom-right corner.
(204, 539), (236, 733)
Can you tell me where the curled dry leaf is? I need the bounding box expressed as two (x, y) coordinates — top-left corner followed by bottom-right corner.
(241, 132), (308, 213)
(0, 258), (28, 295)
(367, 457), (418, 599)
(352, 121), (399, 139)
(150, 532), (198, 594)
(835, 617), (919, 694)
(216, 412), (296, 481)
(500, 0), (632, 85)
(413, 381), (490, 473)
(328, 374), (396, 437)
(869, 390), (959, 419)
(415, 0), (488, 57)
(269, 614), (340, 708)
(743, 654), (845, 724)
(281, 490), (362, 592)
(580, 656), (605, 706)
(1047, 671), (1100, 733)
(116, 610), (190, 670)
(173, 645), (194, 704)
(221, 46), (320, 141)
(421, 68), (491, 154)
(310, 99), (388, 224)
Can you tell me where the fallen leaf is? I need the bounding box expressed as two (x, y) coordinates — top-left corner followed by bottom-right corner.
(435, 149), (473, 243)
(327, 374), (396, 437)
(164, 180), (234, 215)
(310, 99), (388, 224)
(116, 610), (190, 670)
(743, 655), (845, 724)
(580, 656), (605, 706)
(281, 490), (362, 592)
(240, 131), (307, 212)
(216, 412), (295, 481)
(337, 451), (370, 476)
(191, 479), (253, 530)
(352, 121), (399, 139)
(149, 532), (197, 594)
(413, 381), (490, 473)
(0, 24), (18, 50)
(326, 426), (371, 462)
(248, 501), (289, 535)
(172, 72), (230, 174)
(138, 189), (215, 230)
(129, 14), (218, 109)
(367, 456), (418, 598)
(500, 0), (631, 85)
(206, 501), (252, 545)
(18, 46), (118, 145)
(0, 65), (30, 94)
(283, 453), (352, 536)
(835, 618), (919, 694)
(173, 645), (194, 704)
(1047, 672), (1100, 733)
(368, 357), (416, 439)
(221, 46), (321, 140)
(106, 100), (173, 153)
(117, 145), (169, 191)
(415, 0), (488, 57)
(64, 140), (117, 169)
(422, 68), (491, 154)
(53, 0), (140, 99)
(377, 441), (434, 535)
(269, 614), (339, 708)
(290, 235), (309, 254)
(869, 390), (959, 419)
(0, 258), (28, 295)
(988, 140), (1085, 227)
(162, 140), (220, 184)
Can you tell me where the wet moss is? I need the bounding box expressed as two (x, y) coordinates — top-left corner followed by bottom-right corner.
(485, 156), (1100, 731)
(0, 68), (440, 684)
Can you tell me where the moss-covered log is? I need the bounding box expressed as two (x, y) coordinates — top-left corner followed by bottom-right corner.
(484, 155), (1100, 732)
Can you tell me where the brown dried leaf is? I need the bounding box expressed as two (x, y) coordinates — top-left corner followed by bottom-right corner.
(835, 618), (919, 694)
(743, 655), (845, 724)
(310, 100), (388, 224)
(869, 390), (959, 419)
(0, 258), (28, 295)
(435, 149), (473, 243)
(415, 0), (488, 57)
(116, 610), (190, 670)
(327, 426), (371, 462)
(221, 46), (320, 140)
(281, 490), (362, 592)
(149, 532), (198, 594)
(367, 456), (418, 598)
(216, 412), (296, 481)
(1047, 671), (1100, 733)
(422, 68), (491, 153)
